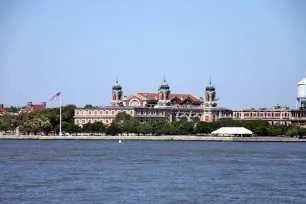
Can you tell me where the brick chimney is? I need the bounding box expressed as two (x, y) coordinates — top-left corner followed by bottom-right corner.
(0, 104), (3, 108)
(27, 102), (32, 106)
(42, 102), (46, 108)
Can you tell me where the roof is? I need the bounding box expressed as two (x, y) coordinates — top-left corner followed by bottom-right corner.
(18, 103), (46, 114)
(136, 93), (200, 101)
(159, 79), (170, 90)
(298, 78), (306, 85)
(76, 106), (134, 110)
(211, 127), (253, 135)
(112, 80), (122, 90)
(32, 104), (46, 111)
(0, 107), (10, 116)
(233, 108), (291, 112)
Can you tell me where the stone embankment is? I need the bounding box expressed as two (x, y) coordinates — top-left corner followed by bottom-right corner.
(0, 135), (305, 142)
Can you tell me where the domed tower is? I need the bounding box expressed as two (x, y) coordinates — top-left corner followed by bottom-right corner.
(111, 79), (123, 106)
(157, 77), (171, 106)
(204, 78), (217, 107)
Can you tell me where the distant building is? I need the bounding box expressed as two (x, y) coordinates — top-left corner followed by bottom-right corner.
(74, 78), (231, 127)
(232, 78), (306, 127)
(0, 104), (11, 116)
(74, 77), (306, 128)
(233, 106), (306, 127)
(18, 102), (46, 114)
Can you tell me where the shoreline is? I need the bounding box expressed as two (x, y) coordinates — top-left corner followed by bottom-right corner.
(0, 135), (305, 142)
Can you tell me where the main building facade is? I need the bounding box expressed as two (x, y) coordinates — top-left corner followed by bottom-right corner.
(74, 78), (306, 127)
(74, 79), (232, 127)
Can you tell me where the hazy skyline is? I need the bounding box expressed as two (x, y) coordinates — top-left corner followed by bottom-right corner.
(0, 0), (305, 109)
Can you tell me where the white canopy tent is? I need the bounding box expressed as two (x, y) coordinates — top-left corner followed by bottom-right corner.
(211, 127), (253, 137)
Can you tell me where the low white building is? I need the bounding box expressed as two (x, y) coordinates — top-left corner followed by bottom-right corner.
(211, 127), (253, 137)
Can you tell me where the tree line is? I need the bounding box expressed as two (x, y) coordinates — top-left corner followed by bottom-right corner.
(0, 105), (305, 137)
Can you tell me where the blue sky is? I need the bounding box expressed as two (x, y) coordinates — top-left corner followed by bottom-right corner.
(0, 0), (305, 109)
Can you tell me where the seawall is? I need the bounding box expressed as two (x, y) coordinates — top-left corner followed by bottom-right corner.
(0, 135), (305, 142)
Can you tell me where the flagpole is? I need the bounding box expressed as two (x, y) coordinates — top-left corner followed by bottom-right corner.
(60, 97), (62, 136)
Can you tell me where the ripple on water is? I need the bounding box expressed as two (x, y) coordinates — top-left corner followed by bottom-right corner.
(0, 140), (306, 204)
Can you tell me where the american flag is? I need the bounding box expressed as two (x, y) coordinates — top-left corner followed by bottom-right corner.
(50, 92), (61, 102)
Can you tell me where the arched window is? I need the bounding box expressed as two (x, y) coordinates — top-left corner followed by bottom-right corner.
(130, 100), (140, 106)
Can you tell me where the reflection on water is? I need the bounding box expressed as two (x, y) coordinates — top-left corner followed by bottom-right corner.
(0, 140), (306, 203)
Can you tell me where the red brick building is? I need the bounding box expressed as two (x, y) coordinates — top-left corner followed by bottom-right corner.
(0, 104), (11, 116)
(233, 105), (306, 127)
(18, 102), (46, 114)
(75, 78), (231, 127)
(74, 77), (306, 127)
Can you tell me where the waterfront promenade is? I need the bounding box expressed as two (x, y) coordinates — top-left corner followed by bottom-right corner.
(0, 135), (305, 142)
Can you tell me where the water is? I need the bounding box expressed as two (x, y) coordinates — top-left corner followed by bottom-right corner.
(0, 140), (306, 204)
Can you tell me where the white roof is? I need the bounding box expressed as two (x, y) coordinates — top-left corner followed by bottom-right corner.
(211, 127), (253, 135)
(298, 78), (306, 85)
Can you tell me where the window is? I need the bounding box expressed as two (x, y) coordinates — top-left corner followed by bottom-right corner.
(89, 111), (91, 115)
(82, 120), (85, 124)
(100, 110), (103, 115)
(76, 120), (79, 124)
(130, 100), (140, 106)
(94, 111), (97, 115)
(130, 111), (133, 115)
(106, 111), (109, 115)
(76, 111), (79, 115)
(112, 111), (115, 115)
(106, 119), (109, 124)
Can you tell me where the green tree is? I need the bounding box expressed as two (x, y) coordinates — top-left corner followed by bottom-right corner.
(298, 127), (306, 138)
(113, 111), (133, 124)
(91, 122), (106, 133)
(172, 120), (194, 135)
(151, 120), (168, 135)
(84, 104), (93, 108)
(254, 126), (269, 136)
(137, 123), (153, 135)
(105, 122), (121, 136)
(195, 121), (213, 134)
(267, 125), (285, 136)
(4, 106), (21, 113)
(286, 127), (299, 137)
(82, 122), (93, 133)
(121, 119), (139, 133)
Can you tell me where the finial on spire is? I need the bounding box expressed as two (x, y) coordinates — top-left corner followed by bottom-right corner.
(209, 77), (212, 84)
(116, 75), (118, 84)
(163, 75), (166, 82)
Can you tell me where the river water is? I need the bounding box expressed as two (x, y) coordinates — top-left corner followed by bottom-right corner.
(0, 140), (305, 204)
